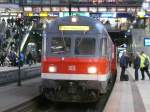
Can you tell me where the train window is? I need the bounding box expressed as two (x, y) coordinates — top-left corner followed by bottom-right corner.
(100, 38), (107, 56)
(51, 37), (71, 54)
(75, 38), (95, 55)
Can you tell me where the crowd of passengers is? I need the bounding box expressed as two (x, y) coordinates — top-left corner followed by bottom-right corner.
(120, 51), (150, 81)
(0, 17), (41, 67)
(0, 50), (41, 67)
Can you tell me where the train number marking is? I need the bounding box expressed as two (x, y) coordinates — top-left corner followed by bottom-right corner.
(68, 65), (76, 71)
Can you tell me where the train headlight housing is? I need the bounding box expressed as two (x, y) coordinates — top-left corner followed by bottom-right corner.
(48, 66), (57, 73)
(71, 16), (77, 23)
(88, 66), (97, 74)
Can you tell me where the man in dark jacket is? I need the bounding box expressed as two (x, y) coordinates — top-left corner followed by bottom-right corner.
(133, 52), (141, 81)
(27, 52), (33, 66)
(120, 52), (128, 77)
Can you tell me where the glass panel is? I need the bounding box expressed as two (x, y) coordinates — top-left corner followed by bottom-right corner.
(51, 0), (60, 5)
(42, 0), (50, 5)
(32, 0), (41, 5)
(51, 37), (71, 54)
(75, 38), (95, 55)
(100, 38), (107, 56)
(0, 0), (9, 3)
(27, 0), (32, 4)
(14, 0), (19, 3)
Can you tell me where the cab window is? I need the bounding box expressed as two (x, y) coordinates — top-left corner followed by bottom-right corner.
(75, 38), (96, 55)
(51, 37), (71, 55)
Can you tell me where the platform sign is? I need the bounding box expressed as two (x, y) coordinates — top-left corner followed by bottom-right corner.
(117, 7), (126, 12)
(59, 12), (89, 17)
(51, 7), (60, 11)
(59, 26), (90, 31)
(79, 7), (88, 12)
(98, 7), (107, 12)
(40, 12), (48, 17)
(24, 7), (32, 11)
(137, 10), (145, 18)
(145, 14), (150, 17)
(42, 7), (50, 11)
(60, 7), (69, 11)
(142, 2), (150, 10)
(28, 12), (33, 16)
(33, 7), (41, 13)
(144, 38), (150, 46)
(90, 12), (116, 18)
(48, 12), (59, 17)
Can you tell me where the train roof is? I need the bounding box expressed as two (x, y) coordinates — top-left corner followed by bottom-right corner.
(45, 16), (108, 35)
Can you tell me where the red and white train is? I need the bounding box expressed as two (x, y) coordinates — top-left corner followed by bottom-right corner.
(41, 16), (117, 102)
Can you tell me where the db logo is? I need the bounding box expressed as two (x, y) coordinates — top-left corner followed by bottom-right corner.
(68, 65), (76, 71)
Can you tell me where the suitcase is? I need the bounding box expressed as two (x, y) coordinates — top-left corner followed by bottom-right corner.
(120, 74), (129, 81)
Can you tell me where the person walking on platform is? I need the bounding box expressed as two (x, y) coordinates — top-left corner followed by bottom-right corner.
(140, 51), (150, 80)
(128, 54), (132, 67)
(26, 52), (33, 66)
(133, 52), (141, 81)
(120, 52), (128, 78)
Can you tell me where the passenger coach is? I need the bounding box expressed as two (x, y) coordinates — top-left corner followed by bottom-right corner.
(41, 16), (117, 102)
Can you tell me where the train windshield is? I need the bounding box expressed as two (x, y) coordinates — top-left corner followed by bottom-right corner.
(51, 37), (71, 54)
(75, 38), (96, 55)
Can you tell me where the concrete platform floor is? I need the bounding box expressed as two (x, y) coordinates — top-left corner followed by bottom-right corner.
(104, 67), (150, 112)
(0, 78), (41, 112)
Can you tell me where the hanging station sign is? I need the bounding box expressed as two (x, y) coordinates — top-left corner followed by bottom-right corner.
(59, 12), (89, 17)
(24, 7), (32, 11)
(144, 38), (150, 46)
(90, 12), (116, 18)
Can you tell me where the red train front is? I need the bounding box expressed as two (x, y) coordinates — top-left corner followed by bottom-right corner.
(41, 16), (117, 102)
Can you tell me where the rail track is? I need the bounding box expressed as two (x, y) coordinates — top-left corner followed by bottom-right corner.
(5, 80), (115, 112)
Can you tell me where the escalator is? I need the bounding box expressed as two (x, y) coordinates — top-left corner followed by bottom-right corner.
(20, 23), (33, 52)
(20, 22), (42, 55)
(5, 18), (42, 59)
(0, 21), (7, 33)
(0, 21), (8, 52)
(6, 23), (34, 53)
(0, 21), (7, 40)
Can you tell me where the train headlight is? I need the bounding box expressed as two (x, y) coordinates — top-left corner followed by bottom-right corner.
(48, 66), (57, 73)
(88, 66), (97, 74)
(71, 16), (77, 23)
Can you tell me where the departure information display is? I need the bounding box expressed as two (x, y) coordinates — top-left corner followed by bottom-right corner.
(144, 38), (150, 46)
(59, 26), (90, 31)
(23, 0), (143, 5)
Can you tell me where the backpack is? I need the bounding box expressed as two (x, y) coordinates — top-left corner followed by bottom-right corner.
(120, 74), (129, 81)
(144, 57), (149, 67)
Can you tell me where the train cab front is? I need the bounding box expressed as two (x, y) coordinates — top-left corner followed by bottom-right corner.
(41, 56), (110, 102)
(40, 16), (115, 102)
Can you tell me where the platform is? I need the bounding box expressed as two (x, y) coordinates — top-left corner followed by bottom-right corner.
(104, 67), (150, 112)
(0, 63), (40, 72)
(0, 78), (41, 112)
(0, 64), (41, 111)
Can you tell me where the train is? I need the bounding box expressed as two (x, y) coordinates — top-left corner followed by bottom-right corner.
(40, 16), (117, 102)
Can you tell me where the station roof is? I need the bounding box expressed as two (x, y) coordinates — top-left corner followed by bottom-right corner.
(0, 4), (19, 8)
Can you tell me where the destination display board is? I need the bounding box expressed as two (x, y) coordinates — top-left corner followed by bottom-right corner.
(59, 26), (90, 31)
(144, 38), (150, 46)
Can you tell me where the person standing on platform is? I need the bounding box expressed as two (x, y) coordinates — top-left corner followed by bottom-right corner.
(11, 17), (14, 26)
(128, 54), (132, 67)
(140, 51), (150, 80)
(19, 52), (24, 67)
(120, 51), (128, 77)
(27, 52), (33, 66)
(133, 52), (141, 81)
